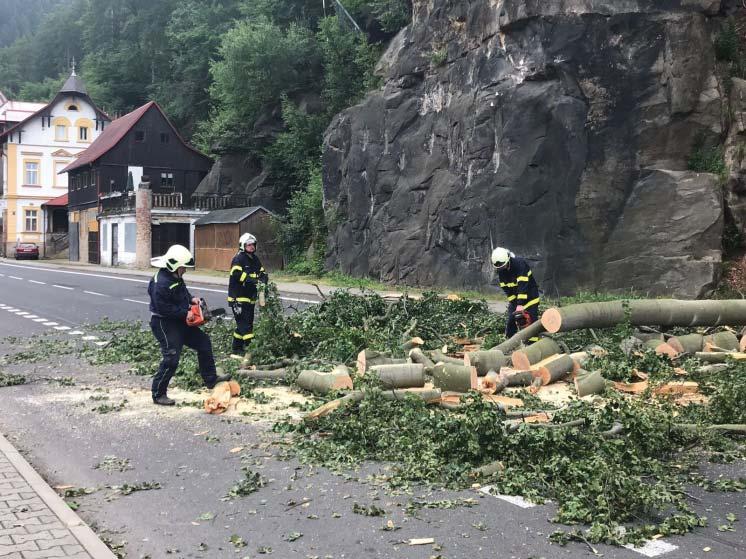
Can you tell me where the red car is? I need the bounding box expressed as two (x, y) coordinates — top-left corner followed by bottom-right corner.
(15, 243), (39, 260)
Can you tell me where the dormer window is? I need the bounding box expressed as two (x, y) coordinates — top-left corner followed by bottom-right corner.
(135, 130), (145, 143)
(68, 104), (78, 111)
(55, 125), (66, 141)
(79, 126), (88, 141)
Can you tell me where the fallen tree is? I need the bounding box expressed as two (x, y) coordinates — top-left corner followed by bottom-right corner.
(296, 367), (354, 394)
(541, 300), (746, 333)
(367, 363), (425, 389)
(491, 320), (546, 353)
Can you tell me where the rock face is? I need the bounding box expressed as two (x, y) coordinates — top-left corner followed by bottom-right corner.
(323, 0), (727, 297)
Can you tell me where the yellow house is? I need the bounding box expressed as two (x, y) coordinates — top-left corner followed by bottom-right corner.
(0, 70), (109, 257)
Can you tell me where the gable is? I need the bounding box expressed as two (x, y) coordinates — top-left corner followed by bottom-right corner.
(51, 149), (75, 157)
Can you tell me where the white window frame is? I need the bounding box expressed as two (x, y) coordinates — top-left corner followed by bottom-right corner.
(55, 125), (67, 141)
(24, 161), (39, 185)
(25, 209), (38, 232)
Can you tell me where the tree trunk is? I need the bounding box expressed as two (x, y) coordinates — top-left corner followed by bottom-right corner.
(400, 337), (425, 351)
(236, 369), (288, 381)
(480, 370), (504, 394)
(356, 349), (406, 376)
(367, 363), (425, 389)
(471, 460), (505, 478)
(430, 350), (465, 366)
(491, 320), (546, 354)
(432, 363), (478, 392)
(296, 369), (354, 394)
(408, 347), (435, 370)
(511, 337), (561, 370)
(674, 423), (746, 434)
(542, 300), (746, 333)
(501, 370), (535, 387)
(534, 354), (577, 386)
(704, 331), (739, 352)
(574, 370), (609, 397)
(694, 351), (746, 363)
(667, 333), (704, 354)
(464, 350), (508, 376)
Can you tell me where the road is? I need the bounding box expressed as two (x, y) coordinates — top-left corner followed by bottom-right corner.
(0, 259), (319, 339)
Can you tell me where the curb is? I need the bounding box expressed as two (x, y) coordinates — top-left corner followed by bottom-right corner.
(0, 432), (117, 558)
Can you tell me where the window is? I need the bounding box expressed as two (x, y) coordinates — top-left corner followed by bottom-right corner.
(55, 125), (66, 141)
(68, 104), (78, 111)
(24, 162), (39, 185)
(25, 210), (38, 232)
(124, 223), (136, 252)
(135, 130), (145, 142)
(79, 126), (88, 141)
(160, 172), (174, 189)
(102, 223), (108, 248)
(160, 132), (169, 143)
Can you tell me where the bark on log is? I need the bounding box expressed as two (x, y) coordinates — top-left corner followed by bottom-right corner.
(511, 338), (561, 370)
(704, 331), (739, 352)
(600, 422), (625, 439)
(432, 363), (478, 392)
(409, 347), (435, 370)
(694, 351), (746, 363)
(430, 350), (465, 366)
(356, 349), (406, 376)
(696, 363), (729, 374)
(236, 369), (288, 381)
(674, 423), (746, 434)
(644, 339), (678, 357)
(400, 337), (425, 351)
(542, 300), (746, 333)
(465, 350), (508, 376)
(501, 370), (535, 387)
(574, 370), (609, 397)
(491, 320), (546, 354)
(296, 369), (354, 394)
(367, 363), (425, 389)
(668, 333), (704, 354)
(471, 461), (505, 478)
(633, 332), (666, 343)
(534, 354), (576, 386)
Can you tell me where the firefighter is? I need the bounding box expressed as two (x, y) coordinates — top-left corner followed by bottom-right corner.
(149, 244), (229, 405)
(228, 233), (268, 356)
(491, 247), (541, 343)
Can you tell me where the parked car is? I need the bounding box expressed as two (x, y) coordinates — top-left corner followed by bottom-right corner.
(15, 243), (39, 260)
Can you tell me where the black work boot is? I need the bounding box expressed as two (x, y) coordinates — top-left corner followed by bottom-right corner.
(205, 371), (232, 390)
(153, 395), (176, 406)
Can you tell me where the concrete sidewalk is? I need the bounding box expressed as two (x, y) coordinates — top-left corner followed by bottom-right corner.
(0, 433), (116, 558)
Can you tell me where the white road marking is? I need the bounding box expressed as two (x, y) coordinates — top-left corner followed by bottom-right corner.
(52, 284), (74, 290)
(478, 486), (538, 508)
(94, 341), (108, 346)
(54, 326), (71, 331)
(33, 318), (47, 322)
(624, 540), (678, 557)
(29, 280), (46, 285)
(14, 311), (29, 315)
(68, 330), (84, 335)
(6, 308), (18, 312)
(84, 290), (108, 297)
(123, 298), (149, 305)
(25, 315), (38, 319)
(43, 322), (58, 326)
(0, 273), (4, 276)
(82, 335), (98, 341)
(8, 275), (23, 280)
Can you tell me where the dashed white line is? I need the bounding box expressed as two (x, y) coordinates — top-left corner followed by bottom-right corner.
(94, 341), (108, 347)
(14, 311), (29, 315)
(33, 318), (47, 322)
(52, 284), (74, 290)
(123, 298), (149, 305)
(6, 308), (18, 312)
(478, 486), (538, 508)
(84, 290), (108, 297)
(82, 335), (98, 341)
(43, 322), (58, 326)
(54, 326), (71, 331)
(24, 315), (38, 319)
(8, 275), (23, 280)
(68, 330), (84, 335)
(624, 540), (678, 557)
(29, 280), (46, 285)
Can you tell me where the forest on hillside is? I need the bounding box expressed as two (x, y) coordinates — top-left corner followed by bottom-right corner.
(0, 0), (412, 270)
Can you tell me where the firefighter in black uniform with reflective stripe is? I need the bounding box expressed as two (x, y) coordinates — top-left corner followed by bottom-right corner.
(228, 233), (268, 356)
(148, 244), (229, 406)
(491, 247), (541, 344)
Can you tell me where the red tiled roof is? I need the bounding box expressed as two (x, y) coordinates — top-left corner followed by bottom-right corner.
(60, 101), (210, 174)
(42, 192), (68, 207)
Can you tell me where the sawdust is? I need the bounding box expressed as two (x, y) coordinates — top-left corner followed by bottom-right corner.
(504, 381), (575, 406)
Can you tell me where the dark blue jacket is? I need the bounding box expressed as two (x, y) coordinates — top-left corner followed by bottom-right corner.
(497, 256), (540, 309)
(228, 251), (268, 303)
(148, 269), (192, 320)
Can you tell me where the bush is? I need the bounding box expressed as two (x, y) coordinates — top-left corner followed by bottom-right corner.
(715, 19), (740, 62)
(688, 143), (726, 176)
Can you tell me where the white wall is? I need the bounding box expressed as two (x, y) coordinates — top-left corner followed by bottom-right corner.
(99, 216), (137, 267)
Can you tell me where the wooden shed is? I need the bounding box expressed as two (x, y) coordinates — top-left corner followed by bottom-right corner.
(194, 206), (282, 272)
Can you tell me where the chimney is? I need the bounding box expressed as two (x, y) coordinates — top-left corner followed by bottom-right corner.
(135, 178), (152, 268)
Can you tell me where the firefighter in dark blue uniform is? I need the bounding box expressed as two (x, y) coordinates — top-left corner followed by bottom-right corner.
(228, 233), (268, 356)
(491, 247), (541, 343)
(148, 244), (229, 405)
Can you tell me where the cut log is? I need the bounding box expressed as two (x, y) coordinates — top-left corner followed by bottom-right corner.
(356, 349), (406, 376)
(499, 369), (534, 387)
(612, 379), (649, 394)
(569, 351), (590, 367)
(542, 299), (746, 333)
(633, 331), (666, 343)
(432, 363), (478, 392)
(236, 369), (288, 381)
(694, 351), (734, 363)
(643, 339), (678, 357)
(511, 338), (561, 370)
(667, 333), (704, 354)
(740, 333), (746, 353)
(696, 363), (729, 374)
(430, 350), (464, 366)
(481, 394), (524, 408)
(480, 371), (503, 395)
(654, 381), (699, 395)
(400, 337), (425, 351)
(409, 347), (435, 370)
(471, 460), (505, 478)
(574, 370), (609, 397)
(491, 320), (546, 354)
(464, 350), (508, 376)
(533, 354), (576, 386)
(296, 369), (354, 395)
(368, 363), (425, 389)
(703, 331), (739, 352)
(674, 423), (746, 435)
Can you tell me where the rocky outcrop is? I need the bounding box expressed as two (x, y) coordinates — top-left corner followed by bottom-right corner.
(323, 0), (727, 297)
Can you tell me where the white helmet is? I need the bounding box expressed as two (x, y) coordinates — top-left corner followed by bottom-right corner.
(151, 244), (195, 272)
(239, 232), (257, 251)
(490, 247), (513, 269)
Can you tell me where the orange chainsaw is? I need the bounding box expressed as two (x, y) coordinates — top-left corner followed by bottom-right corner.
(186, 298), (226, 327)
(512, 308), (533, 330)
